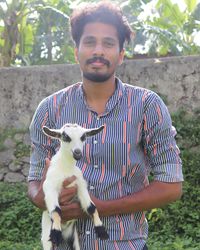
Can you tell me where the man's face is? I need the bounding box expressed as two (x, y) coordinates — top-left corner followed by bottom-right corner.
(75, 22), (124, 83)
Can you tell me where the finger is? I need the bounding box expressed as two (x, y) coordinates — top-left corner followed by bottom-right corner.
(45, 158), (50, 168)
(59, 187), (77, 205)
(60, 202), (85, 221)
(63, 175), (77, 188)
(60, 186), (77, 197)
(61, 202), (81, 211)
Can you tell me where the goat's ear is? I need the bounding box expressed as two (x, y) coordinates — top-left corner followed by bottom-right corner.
(42, 126), (61, 139)
(85, 125), (104, 137)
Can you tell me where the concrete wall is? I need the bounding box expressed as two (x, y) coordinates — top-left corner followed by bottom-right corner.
(1, 55), (200, 129)
(0, 55), (200, 182)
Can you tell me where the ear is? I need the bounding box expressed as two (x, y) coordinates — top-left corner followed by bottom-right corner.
(42, 126), (61, 139)
(74, 47), (79, 63)
(85, 125), (104, 137)
(118, 48), (125, 66)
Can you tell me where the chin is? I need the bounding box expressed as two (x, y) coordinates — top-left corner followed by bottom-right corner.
(83, 72), (112, 83)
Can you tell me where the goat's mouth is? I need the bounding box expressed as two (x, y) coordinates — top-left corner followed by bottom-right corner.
(72, 150), (82, 161)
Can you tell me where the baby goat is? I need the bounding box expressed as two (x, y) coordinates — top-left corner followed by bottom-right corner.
(41, 123), (109, 250)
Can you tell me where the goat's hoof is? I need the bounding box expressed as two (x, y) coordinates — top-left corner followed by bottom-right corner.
(49, 229), (63, 246)
(95, 226), (109, 240)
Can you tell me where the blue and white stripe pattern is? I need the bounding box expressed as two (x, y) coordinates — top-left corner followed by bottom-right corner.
(29, 78), (183, 250)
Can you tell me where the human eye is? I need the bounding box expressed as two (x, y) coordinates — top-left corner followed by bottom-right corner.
(83, 38), (95, 46)
(103, 38), (116, 48)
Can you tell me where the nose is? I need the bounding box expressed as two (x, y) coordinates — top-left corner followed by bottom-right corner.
(93, 43), (104, 56)
(73, 149), (82, 161)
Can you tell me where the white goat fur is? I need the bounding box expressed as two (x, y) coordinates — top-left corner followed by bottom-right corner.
(41, 123), (108, 250)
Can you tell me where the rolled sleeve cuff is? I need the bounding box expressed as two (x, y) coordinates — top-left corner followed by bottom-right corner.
(153, 164), (184, 183)
(28, 176), (42, 182)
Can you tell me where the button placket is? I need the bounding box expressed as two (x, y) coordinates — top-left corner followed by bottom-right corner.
(93, 140), (98, 144)
(85, 230), (90, 235)
(89, 185), (95, 190)
(87, 112), (104, 198)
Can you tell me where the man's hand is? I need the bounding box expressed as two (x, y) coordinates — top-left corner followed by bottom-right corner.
(59, 176), (86, 222)
(28, 160), (86, 221)
(59, 176), (77, 206)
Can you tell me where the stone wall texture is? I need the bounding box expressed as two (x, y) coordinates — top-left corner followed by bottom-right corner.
(1, 55), (200, 129)
(0, 55), (200, 182)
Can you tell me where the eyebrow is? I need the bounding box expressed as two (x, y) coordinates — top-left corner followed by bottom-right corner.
(82, 36), (117, 42)
(103, 37), (117, 43)
(82, 36), (95, 41)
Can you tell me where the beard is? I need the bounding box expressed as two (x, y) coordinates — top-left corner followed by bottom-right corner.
(83, 71), (113, 82)
(82, 56), (114, 83)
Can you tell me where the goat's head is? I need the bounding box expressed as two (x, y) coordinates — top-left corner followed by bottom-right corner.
(42, 123), (104, 160)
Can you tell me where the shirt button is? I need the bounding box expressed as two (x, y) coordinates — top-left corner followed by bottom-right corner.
(94, 140), (98, 144)
(90, 185), (95, 190)
(86, 231), (90, 235)
(94, 165), (98, 169)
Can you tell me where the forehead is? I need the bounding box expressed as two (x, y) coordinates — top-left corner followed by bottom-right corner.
(81, 22), (118, 41)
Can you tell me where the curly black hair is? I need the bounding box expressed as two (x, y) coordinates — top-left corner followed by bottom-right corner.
(70, 1), (133, 51)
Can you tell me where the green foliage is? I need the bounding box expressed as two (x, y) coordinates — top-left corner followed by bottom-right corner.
(147, 111), (200, 249)
(131, 0), (200, 56)
(0, 111), (199, 249)
(0, 182), (42, 249)
(148, 236), (200, 250)
(30, 3), (73, 65)
(0, 0), (74, 66)
(0, 241), (41, 250)
(1, 0), (200, 66)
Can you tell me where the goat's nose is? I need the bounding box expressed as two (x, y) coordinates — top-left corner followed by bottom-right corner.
(73, 149), (82, 161)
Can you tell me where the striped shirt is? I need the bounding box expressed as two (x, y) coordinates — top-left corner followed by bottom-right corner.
(29, 78), (183, 250)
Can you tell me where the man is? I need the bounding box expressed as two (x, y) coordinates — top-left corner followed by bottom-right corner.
(28, 2), (183, 250)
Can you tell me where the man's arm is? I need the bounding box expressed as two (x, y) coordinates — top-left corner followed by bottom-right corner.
(28, 176), (182, 220)
(92, 180), (182, 217)
(28, 159), (50, 210)
(60, 181), (182, 221)
(28, 181), (46, 210)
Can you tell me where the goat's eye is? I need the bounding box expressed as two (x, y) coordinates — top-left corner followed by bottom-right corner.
(80, 133), (86, 142)
(62, 133), (71, 142)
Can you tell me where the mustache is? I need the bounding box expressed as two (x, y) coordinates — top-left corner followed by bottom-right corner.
(86, 57), (110, 66)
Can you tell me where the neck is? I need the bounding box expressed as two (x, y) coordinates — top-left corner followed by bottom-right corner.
(82, 75), (116, 102)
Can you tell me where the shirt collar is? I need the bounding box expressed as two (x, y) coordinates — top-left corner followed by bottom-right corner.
(77, 77), (125, 116)
(104, 77), (125, 115)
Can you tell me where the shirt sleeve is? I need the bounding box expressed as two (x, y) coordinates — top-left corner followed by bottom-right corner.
(28, 97), (58, 181)
(142, 93), (183, 182)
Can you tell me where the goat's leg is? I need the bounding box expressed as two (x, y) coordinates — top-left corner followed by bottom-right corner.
(62, 222), (80, 250)
(41, 211), (52, 250)
(76, 177), (109, 240)
(49, 206), (63, 246)
(87, 201), (109, 239)
(43, 183), (63, 246)
(73, 226), (80, 250)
